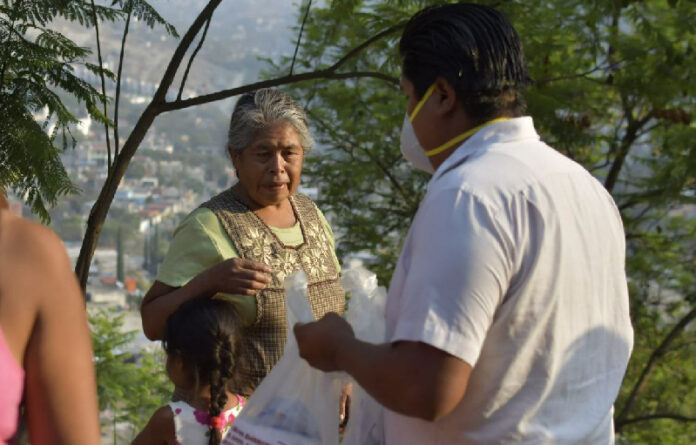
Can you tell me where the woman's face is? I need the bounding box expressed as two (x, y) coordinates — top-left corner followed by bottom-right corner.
(230, 120), (304, 208)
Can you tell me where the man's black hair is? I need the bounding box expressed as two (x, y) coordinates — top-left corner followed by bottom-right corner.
(399, 2), (531, 123)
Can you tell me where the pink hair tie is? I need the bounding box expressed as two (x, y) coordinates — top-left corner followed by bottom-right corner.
(209, 416), (225, 430)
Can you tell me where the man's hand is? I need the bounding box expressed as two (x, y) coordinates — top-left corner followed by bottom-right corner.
(297, 315), (472, 421)
(294, 312), (355, 372)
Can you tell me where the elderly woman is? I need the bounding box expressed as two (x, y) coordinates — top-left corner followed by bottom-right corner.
(141, 88), (345, 396)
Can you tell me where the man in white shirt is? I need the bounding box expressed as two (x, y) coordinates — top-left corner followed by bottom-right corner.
(294, 3), (634, 443)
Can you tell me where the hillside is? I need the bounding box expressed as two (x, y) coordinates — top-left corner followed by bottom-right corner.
(54, 0), (300, 96)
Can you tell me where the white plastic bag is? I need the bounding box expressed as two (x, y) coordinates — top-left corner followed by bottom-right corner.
(223, 270), (343, 445)
(340, 263), (387, 445)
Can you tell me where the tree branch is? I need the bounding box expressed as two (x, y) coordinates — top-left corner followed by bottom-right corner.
(75, 0), (224, 289)
(328, 71), (399, 84)
(604, 105), (652, 193)
(114, 2), (132, 157)
(90, 0), (112, 171)
(289, 0), (312, 76)
(177, 16), (211, 101)
(615, 303), (696, 430)
(152, 0), (222, 105)
(329, 21), (406, 71)
(162, 70), (398, 111)
(164, 20), (404, 111)
(535, 61), (619, 86)
(620, 413), (696, 427)
(615, 186), (696, 211)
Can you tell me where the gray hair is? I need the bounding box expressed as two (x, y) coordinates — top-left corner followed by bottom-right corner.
(227, 88), (313, 155)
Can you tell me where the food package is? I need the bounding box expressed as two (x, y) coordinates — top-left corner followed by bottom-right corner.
(223, 270), (343, 445)
(340, 263), (387, 445)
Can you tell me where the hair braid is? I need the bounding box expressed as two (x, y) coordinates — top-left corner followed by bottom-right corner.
(208, 329), (237, 445)
(163, 298), (242, 445)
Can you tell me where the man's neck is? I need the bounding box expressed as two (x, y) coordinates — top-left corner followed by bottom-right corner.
(428, 113), (476, 171)
(429, 114), (513, 171)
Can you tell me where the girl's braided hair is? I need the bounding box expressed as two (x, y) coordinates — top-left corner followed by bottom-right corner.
(163, 298), (242, 445)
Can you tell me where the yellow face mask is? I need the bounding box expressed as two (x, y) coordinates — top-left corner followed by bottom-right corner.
(408, 83), (511, 158)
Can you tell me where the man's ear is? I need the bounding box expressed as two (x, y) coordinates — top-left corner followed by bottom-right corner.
(433, 76), (458, 116)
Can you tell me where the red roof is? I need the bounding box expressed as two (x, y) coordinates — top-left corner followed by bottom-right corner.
(124, 277), (137, 294)
(100, 276), (117, 285)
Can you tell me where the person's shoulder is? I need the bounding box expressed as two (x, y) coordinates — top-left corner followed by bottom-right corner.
(145, 405), (175, 437)
(132, 405), (176, 444)
(183, 208), (230, 247)
(0, 211), (81, 308)
(173, 207), (219, 236)
(2, 212), (68, 270)
(151, 404), (177, 440)
(151, 405), (175, 424)
(189, 207), (219, 225)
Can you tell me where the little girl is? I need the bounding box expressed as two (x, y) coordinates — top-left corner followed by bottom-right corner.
(132, 298), (245, 445)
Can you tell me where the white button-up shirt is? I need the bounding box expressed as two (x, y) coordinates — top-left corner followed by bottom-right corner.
(384, 117), (634, 444)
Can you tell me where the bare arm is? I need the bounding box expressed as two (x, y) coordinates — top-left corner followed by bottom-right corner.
(141, 277), (212, 341)
(338, 338), (471, 421)
(13, 220), (101, 444)
(294, 313), (472, 421)
(141, 258), (272, 340)
(131, 406), (174, 445)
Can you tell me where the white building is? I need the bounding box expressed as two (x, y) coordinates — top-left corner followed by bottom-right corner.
(86, 285), (127, 308)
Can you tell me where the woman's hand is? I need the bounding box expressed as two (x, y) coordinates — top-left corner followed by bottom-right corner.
(142, 258), (272, 340)
(199, 258), (272, 296)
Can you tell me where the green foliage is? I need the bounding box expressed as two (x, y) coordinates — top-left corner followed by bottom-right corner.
(265, 1), (425, 283)
(273, 0), (696, 441)
(109, 0), (178, 38)
(90, 308), (171, 441)
(0, 0), (177, 222)
(0, 0), (117, 221)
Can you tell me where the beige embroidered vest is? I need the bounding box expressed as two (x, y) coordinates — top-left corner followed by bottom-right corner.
(201, 190), (345, 395)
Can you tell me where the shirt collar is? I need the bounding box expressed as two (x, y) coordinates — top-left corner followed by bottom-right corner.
(429, 116), (539, 184)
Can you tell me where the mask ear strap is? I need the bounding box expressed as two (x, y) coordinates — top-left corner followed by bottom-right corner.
(409, 83), (437, 123)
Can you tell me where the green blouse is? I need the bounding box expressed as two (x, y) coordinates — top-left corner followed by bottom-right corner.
(156, 207), (339, 326)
